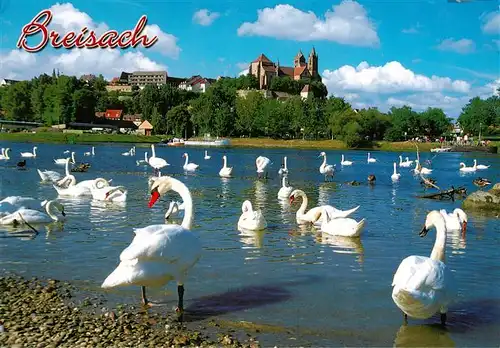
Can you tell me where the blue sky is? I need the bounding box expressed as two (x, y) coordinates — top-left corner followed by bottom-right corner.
(0, 0), (498, 117)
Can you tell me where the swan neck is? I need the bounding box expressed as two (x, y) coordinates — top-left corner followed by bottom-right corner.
(223, 156), (227, 168)
(45, 201), (59, 221)
(322, 156), (326, 166)
(171, 179), (193, 229)
(430, 219), (447, 262)
(284, 157), (288, 169)
(151, 145), (156, 157)
(65, 159), (70, 176)
(393, 163), (397, 174)
(297, 191), (308, 214)
(33, 147), (37, 156)
(282, 176), (286, 187)
(184, 155), (189, 166)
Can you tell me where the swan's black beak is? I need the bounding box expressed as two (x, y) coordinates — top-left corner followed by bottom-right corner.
(419, 225), (428, 237)
(61, 210), (66, 217)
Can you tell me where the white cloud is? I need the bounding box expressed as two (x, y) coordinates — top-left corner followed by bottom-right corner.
(236, 62), (249, 70)
(238, 69), (249, 77)
(0, 49), (167, 80)
(47, 3), (180, 58)
(481, 10), (500, 34)
(237, 1), (379, 47)
(436, 38), (475, 54)
(322, 61), (471, 94)
(402, 22), (421, 34)
(193, 9), (220, 26)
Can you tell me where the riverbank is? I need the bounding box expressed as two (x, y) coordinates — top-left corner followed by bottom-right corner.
(0, 275), (259, 347)
(0, 132), (163, 144)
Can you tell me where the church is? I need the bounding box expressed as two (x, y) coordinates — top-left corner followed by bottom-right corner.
(248, 48), (318, 90)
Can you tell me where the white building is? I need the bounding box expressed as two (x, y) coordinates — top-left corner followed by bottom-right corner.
(178, 75), (213, 93)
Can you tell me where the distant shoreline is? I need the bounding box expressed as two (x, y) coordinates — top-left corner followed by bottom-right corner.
(2, 132), (496, 153)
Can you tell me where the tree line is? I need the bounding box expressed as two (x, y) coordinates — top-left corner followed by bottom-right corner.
(0, 71), (498, 146)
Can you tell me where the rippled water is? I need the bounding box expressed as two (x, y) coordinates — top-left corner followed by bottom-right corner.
(1, 141), (499, 346)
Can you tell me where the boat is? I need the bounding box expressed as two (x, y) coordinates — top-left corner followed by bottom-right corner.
(430, 147), (451, 153)
(184, 138), (231, 147)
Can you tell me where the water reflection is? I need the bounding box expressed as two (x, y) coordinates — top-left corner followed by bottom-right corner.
(448, 229), (466, 254)
(254, 180), (266, 208)
(393, 324), (455, 347)
(317, 232), (365, 265)
(318, 183), (330, 206)
(238, 227), (264, 249)
(278, 198), (293, 224)
(220, 177), (230, 205)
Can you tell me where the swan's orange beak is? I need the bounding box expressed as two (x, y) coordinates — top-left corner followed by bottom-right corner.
(289, 195), (295, 204)
(149, 190), (160, 208)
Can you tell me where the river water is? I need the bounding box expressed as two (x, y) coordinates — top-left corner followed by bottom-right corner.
(0, 141), (499, 347)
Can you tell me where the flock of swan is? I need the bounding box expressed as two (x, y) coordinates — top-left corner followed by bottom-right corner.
(0, 143), (491, 325)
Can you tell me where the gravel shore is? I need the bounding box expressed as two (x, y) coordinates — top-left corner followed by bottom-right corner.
(0, 275), (260, 347)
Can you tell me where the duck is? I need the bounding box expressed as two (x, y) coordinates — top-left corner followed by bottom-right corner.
(20, 146), (37, 158)
(392, 210), (456, 326)
(182, 153), (199, 172)
(318, 152), (335, 181)
(277, 176), (294, 200)
(204, 150), (211, 160)
(473, 159), (489, 170)
(473, 177), (491, 188)
(367, 152), (377, 163)
(218, 155), (233, 178)
(101, 176), (201, 317)
(16, 159), (26, 168)
(340, 154), (353, 166)
(0, 200), (66, 225)
(391, 162), (401, 182)
(289, 189), (359, 225)
(278, 156), (289, 175)
(367, 174), (376, 184)
(320, 207), (366, 237)
(164, 201), (185, 221)
(237, 200), (267, 231)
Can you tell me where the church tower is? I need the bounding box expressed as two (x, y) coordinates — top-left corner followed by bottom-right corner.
(294, 50), (306, 68)
(307, 47), (318, 78)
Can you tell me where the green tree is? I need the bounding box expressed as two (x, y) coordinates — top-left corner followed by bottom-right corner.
(73, 87), (96, 123)
(235, 91), (265, 136)
(3, 81), (32, 121)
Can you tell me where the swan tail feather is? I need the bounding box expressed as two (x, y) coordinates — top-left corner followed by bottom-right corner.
(353, 219), (366, 237)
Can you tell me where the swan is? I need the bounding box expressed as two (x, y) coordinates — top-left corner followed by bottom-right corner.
(204, 150), (211, 160)
(0, 196), (46, 216)
(341, 154), (353, 166)
(289, 189), (359, 225)
(399, 156), (412, 168)
(255, 156), (270, 179)
(0, 200), (66, 225)
(277, 176), (294, 200)
(391, 162), (401, 182)
(473, 159), (489, 170)
(414, 160), (432, 175)
(148, 145), (169, 175)
(101, 176), (202, 316)
(136, 152), (148, 166)
(53, 176), (110, 197)
(320, 207), (365, 237)
(182, 153), (199, 172)
(318, 152), (335, 181)
(237, 200), (267, 231)
(367, 152), (377, 163)
(84, 146), (95, 156)
(440, 208), (467, 234)
(0, 148), (10, 160)
(278, 156), (289, 175)
(38, 158), (71, 183)
(391, 210), (456, 325)
(219, 155), (233, 178)
(63, 150), (70, 154)
(55, 152), (75, 164)
(122, 146), (135, 156)
(459, 162), (476, 172)
(20, 146), (37, 158)
(90, 181), (127, 202)
(164, 201), (185, 221)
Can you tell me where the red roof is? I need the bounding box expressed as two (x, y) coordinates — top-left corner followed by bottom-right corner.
(294, 66), (308, 76)
(252, 54), (272, 63)
(105, 109), (122, 119)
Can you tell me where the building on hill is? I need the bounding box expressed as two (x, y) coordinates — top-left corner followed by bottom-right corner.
(80, 74), (96, 83)
(248, 48), (319, 90)
(178, 75), (215, 93)
(0, 78), (20, 87)
(129, 71), (168, 87)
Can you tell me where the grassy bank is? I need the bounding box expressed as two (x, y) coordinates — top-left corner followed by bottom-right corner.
(229, 138), (438, 152)
(0, 132), (163, 144)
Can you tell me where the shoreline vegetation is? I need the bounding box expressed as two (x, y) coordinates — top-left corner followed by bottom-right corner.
(0, 274), (260, 347)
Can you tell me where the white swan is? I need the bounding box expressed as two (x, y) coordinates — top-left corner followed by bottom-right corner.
(182, 153), (199, 172)
(102, 176), (202, 315)
(392, 210), (456, 325)
(277, 176), (294, 200)
(237, 200), (267, 231)
(341, 154), (353, 166)
(164, 201), (185, 221)
(473, 159), (489, 170)
(0, 148), (10, 160)
(255, 156), (270, 179)
(53, 176), (110, 197)
(278, 156), (289, 175)
(459, 162), (476, 172)
(55, 152), (75, 164)
(84, 146), (95, 156)
(0, 200), (66, 225)
(391, 162), (401, 182)
(136, 152), (149, 166)
(122, 146), (136, 156)
(0, 196), (46, 216)
(399, 156), (412, 168)
(20, 146), (37, 158)
(63, 150), (70, 154)
(319, 152), (335, 181)
(367, 152), (377, 163)
(414, 160), (432, 175)
(320, 207), (365, 237)
(90, 181), (127, 202)
(219, 155), (233, 178)
(289, 189), (359, 225)
(148, 145), (169, 175)
(204, 150), (211, 160)
(38, 158), (71, 183)
(440, 208), (467, 233)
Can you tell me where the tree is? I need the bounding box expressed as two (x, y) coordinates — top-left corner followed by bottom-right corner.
(139, 85), (160, 121)
(458, 96), (499, 135)
(73, 87), (96, 123)
(166, 103), (191, 138)
(235, 91), (265, 136)
(3, 81), (32, 121)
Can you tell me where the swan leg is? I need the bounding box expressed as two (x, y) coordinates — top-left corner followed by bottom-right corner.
(175, 284), (185, 320)
(440, 313), (447, 326)
(141, 286), (152, 307)
(403, 312), (408, 326)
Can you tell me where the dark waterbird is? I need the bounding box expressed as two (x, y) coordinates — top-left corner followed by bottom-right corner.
(16, 159), (26, 169)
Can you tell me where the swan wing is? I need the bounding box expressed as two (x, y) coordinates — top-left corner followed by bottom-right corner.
(392, 256), (448, 291)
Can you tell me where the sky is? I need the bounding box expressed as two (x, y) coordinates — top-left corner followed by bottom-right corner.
(0, 0), (498, 118)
